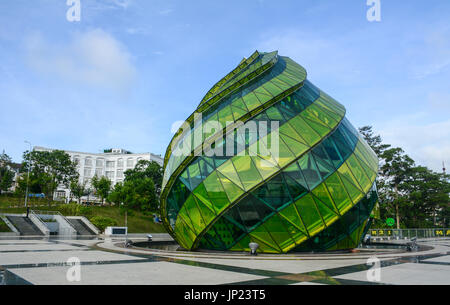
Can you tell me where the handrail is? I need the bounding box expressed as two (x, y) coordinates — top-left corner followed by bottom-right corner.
(30, 210), (77, 233)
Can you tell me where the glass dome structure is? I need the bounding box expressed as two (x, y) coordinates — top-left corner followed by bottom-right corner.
(160, 51), (379, 253)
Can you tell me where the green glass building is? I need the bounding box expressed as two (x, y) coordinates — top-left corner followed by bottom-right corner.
(160, 51), (379, 253)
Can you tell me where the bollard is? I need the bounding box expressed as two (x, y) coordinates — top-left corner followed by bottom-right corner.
(249, 242), (259, 256)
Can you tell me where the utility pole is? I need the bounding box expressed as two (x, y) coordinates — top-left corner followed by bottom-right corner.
(24, 141), (32, 217)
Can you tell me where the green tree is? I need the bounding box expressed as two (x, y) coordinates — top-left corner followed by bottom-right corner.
(91, 175), (112, 205)
(0, 152), (14, 194)
(70, 179), (87, 204)
(108, 178), (158, 213)
(124, 160), (163, 195)
(21, 150), (78, 204)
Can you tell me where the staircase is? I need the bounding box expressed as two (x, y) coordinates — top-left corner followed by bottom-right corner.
(67, 218), (96, 235)
(6, 216), (44, 236)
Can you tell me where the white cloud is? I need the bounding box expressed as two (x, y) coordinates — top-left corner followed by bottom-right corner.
(158, 8), (174, 16)
(25, 29), (136, 91)
(377, 114), (450, 172)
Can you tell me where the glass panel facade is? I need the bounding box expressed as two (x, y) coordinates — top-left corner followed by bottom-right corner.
(161, 51), (378, 253)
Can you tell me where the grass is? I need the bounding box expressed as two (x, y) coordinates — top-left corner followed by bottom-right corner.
(0, 217), (11, 232)
(0, 196), (167, 234)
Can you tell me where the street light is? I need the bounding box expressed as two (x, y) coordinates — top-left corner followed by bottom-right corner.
(24, 141), (32, 217)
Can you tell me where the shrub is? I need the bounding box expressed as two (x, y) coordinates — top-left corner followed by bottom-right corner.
(89, 216), (118, 232)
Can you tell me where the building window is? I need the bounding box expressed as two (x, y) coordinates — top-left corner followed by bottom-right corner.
(55, 191), (66, 199)
(96, 159), (104, 168)
(95, 168), (103, 177)
(106, 171), (114, 179)
(84, 168), (92, 177)
(117, 159), (124, 168)
(85, 158), (93, 167)
(106, 161), (115, 168)
(117, 169), (123, 179)
(126, 158), (134, 168)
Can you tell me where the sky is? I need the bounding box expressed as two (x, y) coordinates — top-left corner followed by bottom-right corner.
(0, 0), (449, 172)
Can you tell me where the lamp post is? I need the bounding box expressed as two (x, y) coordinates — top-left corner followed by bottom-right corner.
(24, 141), (32, 217)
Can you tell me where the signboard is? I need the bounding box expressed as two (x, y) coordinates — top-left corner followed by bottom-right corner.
(386, 218), (395, 227)
(370, 229), (392, 236)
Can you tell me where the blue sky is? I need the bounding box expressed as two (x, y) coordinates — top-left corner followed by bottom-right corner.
(0, 0), (449, 172)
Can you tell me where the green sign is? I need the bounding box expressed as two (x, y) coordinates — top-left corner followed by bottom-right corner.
(386, 218), (395, 227)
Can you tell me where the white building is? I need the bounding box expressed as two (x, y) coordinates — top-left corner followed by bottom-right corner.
(33, 146), (163, 202)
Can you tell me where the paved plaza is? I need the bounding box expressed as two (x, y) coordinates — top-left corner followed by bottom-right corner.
(1, 237), (449, 285)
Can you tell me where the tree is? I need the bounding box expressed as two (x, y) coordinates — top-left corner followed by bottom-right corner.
(0, 151), (14, 194)
(359, 126), (391, 156)
(124, 160), (163, 195)
(21, 150), (78, 204)
(91, 175), (112, 205)
(70, 180), (87, 204)
(108, 178), (158, 213)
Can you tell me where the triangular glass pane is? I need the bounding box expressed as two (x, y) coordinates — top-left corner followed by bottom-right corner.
(338, 172), (364, 206)
(183, 195), (205, 235)
(250, 225), (281, 252)
(217, 172), (244, 203)
(232, 156), (264, 191)
(311, 184), (340, 215)
(279, 133), (309, 158)
(192, 182), (214, 213)
(302, 116), (331, 138)
(217, 160), (244, 190)
(311, 151), (335, 180)
(231, 97), (249, 112)
(288, 115), (321, 146)
(347, 154), (372, 193)
(251, 155), (279, 181)
(297, 154), (322, 190)
(254, 174), (292, 211)
(282, 172), (308, 201)
(312, 194), (339, 227)
(338, 162), (364, 192)
(275, 213), (308, 249)
(279, 122), (308, 145)
(192, 195), (216, 225)
(294, 193), (325, 236)
(278, 203), (308, 236)
(261, 214), (296, 253)
(180, 170), (192, 191)
(325, 173), (353, 214)
(283, 162), (310, 191)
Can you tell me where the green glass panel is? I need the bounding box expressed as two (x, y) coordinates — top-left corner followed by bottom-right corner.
(260, 133), (296, 168)
(230, 234), (251, 252)
(314, 100), (342, 123)
(294, 193), (325, 236)
(338, 162), (364, 192)
(297, 154), (322, 190)
(311, 151), (336, 180)
(279, 122), (308, 146)
(302, 116), (331, 138)
(262, 81), (282, 96)
(202, 172), (230, 214)
(262, 214), (296, 252)
(283, 162), (309, 192)
(312, 194), (339, 227)
(254, 86), (272, 97)
(271, 77), (291, 91)
(355, 151), (377, 183)
(232, 156), (263, 191)
(325, 172), (353, 215)
(192, 182), (215, 213)
(217, 161), (244, 189)
(249, 225), (281, 253)
(231, 106), (247, 120)
(306, 103), (338, 128)
(276, 212), (308, 247)
(278, 203), (308, 235)
(266, 107), (285, 122)
(242, 92), (261, 111)
(217, 172), (244, 203)
(347, 154), (372, 193)
(193, 195), (216, 225)
(231, 97), (249, 112)
(251, 155), (279, 181)
(183, 195), (205, 235)
(279, 133), (309, 159)
(338, 172), (364, 206)
(217, 105), (234, 127)
(311, 184), (340, 215)
(301, 106), (332, 129)
(288, 115), (321, 146)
